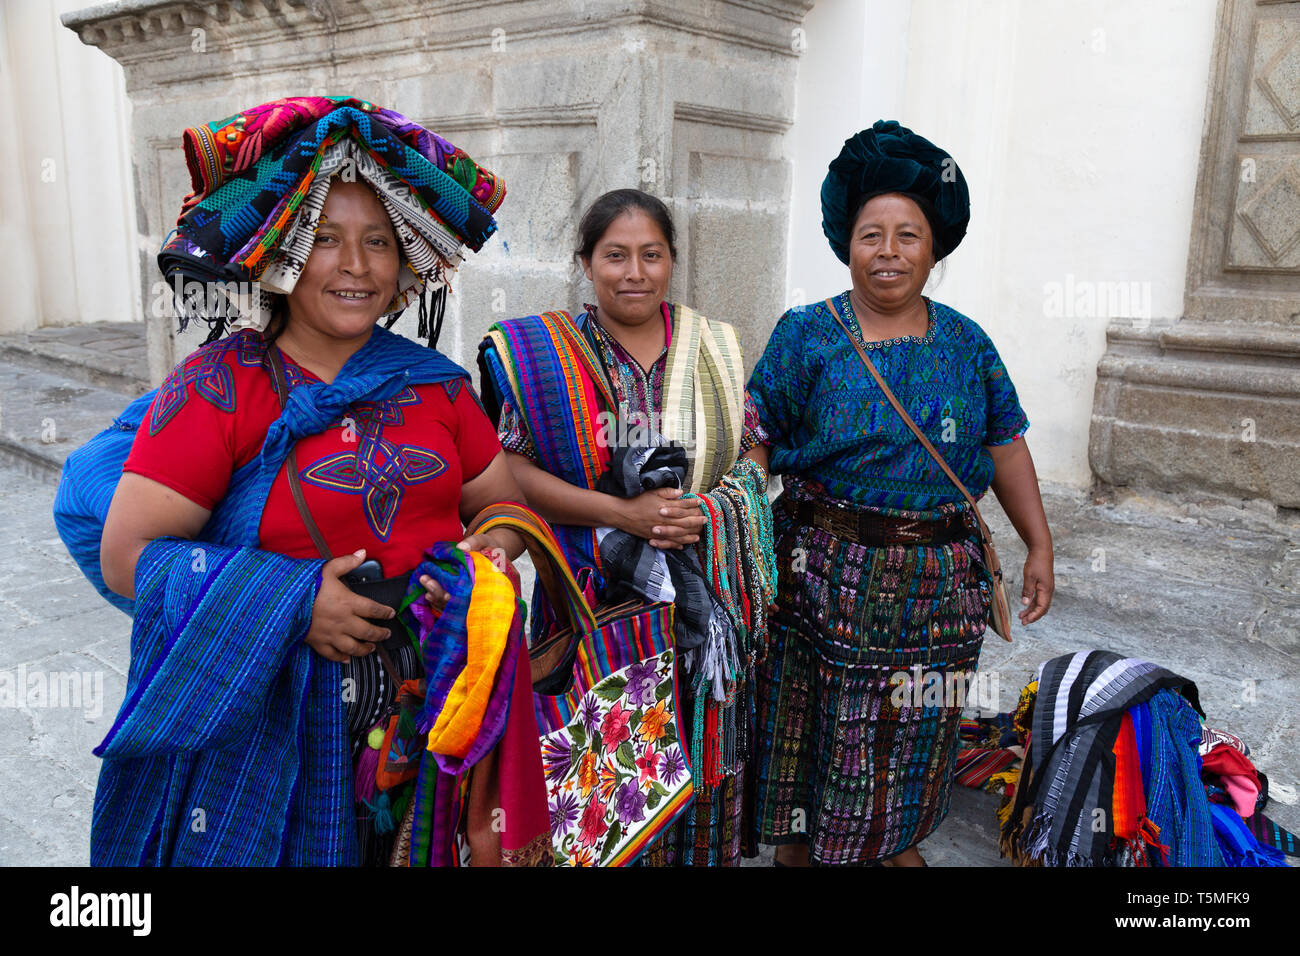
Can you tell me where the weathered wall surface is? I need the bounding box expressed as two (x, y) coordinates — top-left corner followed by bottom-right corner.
(62, 0), (813, 384)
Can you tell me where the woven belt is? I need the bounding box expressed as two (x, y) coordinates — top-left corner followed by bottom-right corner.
(785, 497), (970, 547)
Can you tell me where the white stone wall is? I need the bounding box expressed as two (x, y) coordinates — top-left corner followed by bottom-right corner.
(0, 0), (138, 333)
(785, 0), (1219, 490)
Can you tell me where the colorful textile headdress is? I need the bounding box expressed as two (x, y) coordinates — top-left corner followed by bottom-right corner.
(820, 119), (969, 264)
(157, 96), (506, 345)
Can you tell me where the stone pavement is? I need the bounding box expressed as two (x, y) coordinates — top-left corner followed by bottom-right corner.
(0, 322), (1295, 866)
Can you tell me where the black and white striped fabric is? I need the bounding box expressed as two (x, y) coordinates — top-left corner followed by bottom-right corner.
(595, 439), (729, 681)
(1018, 650), (1202, 865)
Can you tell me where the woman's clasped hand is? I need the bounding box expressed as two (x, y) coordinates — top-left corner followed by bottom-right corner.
(617, 486), (706, 549)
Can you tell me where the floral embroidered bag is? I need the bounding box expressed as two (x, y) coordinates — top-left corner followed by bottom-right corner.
(468, 504), (693, 866)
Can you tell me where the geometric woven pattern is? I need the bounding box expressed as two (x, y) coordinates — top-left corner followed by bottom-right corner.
(300, 387), (445, 541)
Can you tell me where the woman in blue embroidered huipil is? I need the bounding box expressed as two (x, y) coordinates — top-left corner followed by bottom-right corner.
(749, 121), (1055, 867)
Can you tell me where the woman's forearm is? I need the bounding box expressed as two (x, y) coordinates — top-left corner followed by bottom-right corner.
(101, 535), (149, 600)
(504, 451), (624, 529)
(986, 439), (1052, 552)
(741, 443), (770, 476)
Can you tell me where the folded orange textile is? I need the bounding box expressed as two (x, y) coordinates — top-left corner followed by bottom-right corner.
(1112, 711), (1167, 865)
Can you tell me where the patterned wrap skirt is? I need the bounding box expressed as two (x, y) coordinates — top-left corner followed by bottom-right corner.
(754, 478), (991, 865)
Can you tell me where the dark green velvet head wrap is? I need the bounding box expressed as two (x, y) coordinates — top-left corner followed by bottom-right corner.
(820, 120), (970, 264)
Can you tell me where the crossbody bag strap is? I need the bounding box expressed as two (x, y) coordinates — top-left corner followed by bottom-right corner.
(825, 297), (993, 540)
(265, 339), (403, 682)
(824, 298), (1012, 642)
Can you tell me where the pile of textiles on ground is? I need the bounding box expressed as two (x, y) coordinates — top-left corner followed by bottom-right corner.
(157, 95), (505, 342)
(954, 650), (1294, 867)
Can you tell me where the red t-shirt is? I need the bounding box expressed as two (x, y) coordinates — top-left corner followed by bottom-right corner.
(124, 331), (502, 575)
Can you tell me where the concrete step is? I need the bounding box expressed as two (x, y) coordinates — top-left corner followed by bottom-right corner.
(0, 322), (149, 398)
(0, 355), (138, 484)
(0, 323), (148, 483)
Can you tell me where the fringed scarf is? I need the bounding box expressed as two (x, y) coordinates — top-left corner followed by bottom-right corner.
(1137, 689), (1222, 866)
(1209, 804), (1288, 867)
(594, 440), (717, 665)
(1110, 711), (1167, 866)
(1000, 650), (1203, 867)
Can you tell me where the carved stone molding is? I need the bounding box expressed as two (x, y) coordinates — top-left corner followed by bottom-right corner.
(1185, 0), (1300, 322)
(1090, 318), (1300, 507)
(1091, 0), (1300, 509)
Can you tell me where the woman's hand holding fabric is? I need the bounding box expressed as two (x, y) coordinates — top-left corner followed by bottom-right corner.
(305, 550), (395, 662)
(1019, 547), (1054, 625)
(418, 529), (522, 610)
(616, 487), (705, 550)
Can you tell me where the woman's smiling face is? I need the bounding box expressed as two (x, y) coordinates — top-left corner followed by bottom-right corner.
(848, 192), (935, 313)
(286, 179), (401, 342)
(581, 209), (674, 327)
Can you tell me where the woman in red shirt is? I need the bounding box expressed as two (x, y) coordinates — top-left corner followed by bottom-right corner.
(88, 97), (546, 866)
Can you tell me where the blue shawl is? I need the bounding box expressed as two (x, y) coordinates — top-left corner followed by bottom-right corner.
(57, 327), (468, 865)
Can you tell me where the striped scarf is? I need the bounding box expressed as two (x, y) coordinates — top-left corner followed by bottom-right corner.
(1137, 689), (1222, 866)
(92, 539), (348, 865)
(1002, 650), (1203, 867)
(402, 545), (532, 867)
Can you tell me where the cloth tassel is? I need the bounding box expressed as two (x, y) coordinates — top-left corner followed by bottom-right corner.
(363, 791), (397, 835)
(1138, 816), (1169, 865)
(1021, 812), (1052, 863)
(354, 742), (381, 804)
(416, 283), (448, 349)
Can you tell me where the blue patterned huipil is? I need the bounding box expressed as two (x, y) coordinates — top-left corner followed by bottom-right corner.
(748, 295), (1028, 514)
(748, 293), (1031, 866)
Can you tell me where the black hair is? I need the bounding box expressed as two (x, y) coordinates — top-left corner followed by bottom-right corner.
(848, 190), (947, 261)
(262, 294), (289, 345)
(575, 188), (677, 263)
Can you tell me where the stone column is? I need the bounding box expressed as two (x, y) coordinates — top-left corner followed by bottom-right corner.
(1090, 0), (1300, 509)
(62, 0), (813, 384)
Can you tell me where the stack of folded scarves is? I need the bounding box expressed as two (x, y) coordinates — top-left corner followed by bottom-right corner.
(157, 95), (506, 341)
(993, 651), (1291, 867)
(390, 543), (549, 867)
